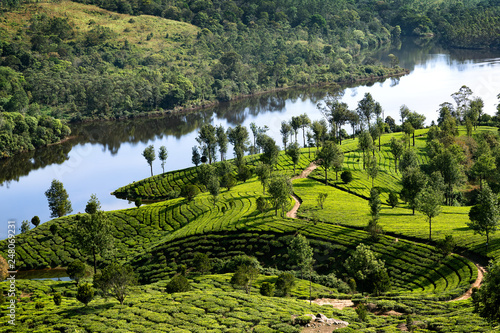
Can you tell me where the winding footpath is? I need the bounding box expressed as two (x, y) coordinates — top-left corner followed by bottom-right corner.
(286, 162), (318, 219)
(286, 162), (484, 302)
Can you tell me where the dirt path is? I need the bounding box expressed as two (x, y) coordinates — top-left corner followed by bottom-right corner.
(286, 162), (318, 219)
(449, 260), (485, 301)
(310, 298), (354, 310)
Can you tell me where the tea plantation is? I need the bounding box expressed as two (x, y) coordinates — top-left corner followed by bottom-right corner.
(2, 126), (499, 332)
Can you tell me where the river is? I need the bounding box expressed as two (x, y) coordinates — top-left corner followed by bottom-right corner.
(1, 40), (499, 239)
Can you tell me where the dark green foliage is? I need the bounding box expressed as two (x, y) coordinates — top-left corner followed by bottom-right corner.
(192, 252), (211, 275)
(369, 188), (381, 220)
(387, 192), (399, 208)
(224, 255), (261, 273)
(356, 303), (368, 322)
(20, 220), (30, 234)
(256, 196), (269, 213)
(181, 184), (200, 201)
(267, 174), (293, 217)
(275, 272), (295, 297)
(165, 274), (191, 293)
(192, 146), (201, 167)
(76, 282), (94, 306)
(317, 193), (327, 209)
(35, 301), (45, 309)
(341, 170), (353, 184)
(142, 145), (156, 177)
(49, 223), (58, 235)
(259, 282), (274, 297)
(134, 198), (142, 208)
(467, 183), (499, 249)
(472, 260), (500, 324)
(93, 264), (137, 305)
(53, 292), (62, 306)
(436, 235), (456, 257)
(31, 216), (40, 227)
(237, 165), (253, 183)
(67, 260), (86, 285)
(220, 173), (236, 191)
(45, 179), (72, 218)
(230, 264), (259, 294)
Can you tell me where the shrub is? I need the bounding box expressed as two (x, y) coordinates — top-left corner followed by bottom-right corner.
(181, 185), (200, 201)
(356, 303), (368, 322)
(237, 165), (253, 182)
(192, 252), (212, 274)
(259, 282), (275, 296)
(165, 275), (191, 293)
(135, 198), (142, 207)
(387, 192), (399, 208)
(31, 216), (40, 227)
(317, 192), (328, 209)
(294, 315), (313, 326)
(67, 260), (86, 285)
(256, 197), (269, 213)
(76, 283), (94, 306)
(275, 272), (295, 297)
(224, 255), (262, 273)
(341, 170), (352, 184)
(35, 302), (45, 309)
(53, 293), (62, 306)
(49, 224), (58, 235)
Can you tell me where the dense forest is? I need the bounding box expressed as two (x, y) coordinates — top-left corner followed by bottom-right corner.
(0, 0), (498, 157)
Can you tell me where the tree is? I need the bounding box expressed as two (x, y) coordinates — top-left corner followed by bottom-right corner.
(451, 85), (472, 121)
(402, 122), (414, 148)
(53, 293), (62, 306)
(288, 234), (314, 278)
(387, 192), (399, 208)
(158, 146), (168, 174)
(237, 165), (253, 183)
(430, 149), (465, 206)
(275, 272), (295, 297)
(317, 193), (328, 209)
(400, 104), (410, 124)
(93, 264), (137, 305)
(401, 167), (427, 215)
(31, 216), (40, 228)
(206, 175), (220, 206)
(369, 188), (381, 220)
(45, 179), (72, 218)
(216, 125), (228, 161)
(193, 252), (212, 274)
(290, 116), (302, 143)
(192, 146), (201, 167)
(142, 145), (156, 176)
(389, 137), (404, 172)
(85, 193), (100, 214)
(255, 163), (271, 194)
(406, 111), (426, 146)
(181, 184), (200, 201)
(165, 274), (191, 293)
(267, 174), (293, 217)
(299, 113), (311, 147)
(472, 260), (500, 324)
(20, 220), (30, 234)
(366, 154), (378, 187)
(317, 141), (343, 184)
(311, 119), (328, 151)
(344, 244), (391, 294)
(67, 259), (86, 285)
(280, 121), (292, 151)
(318, 97), (349, 144)
(250, 122), (258, 153)
(73, 195), (114, 274)
(416, 186), (443, 241)
(467, 183), (499, 252)
(286, 142), (301, 174)
(259, 135), (280, 168)
(399, 149), (419, 172)
(227, 124), (250, 166)
(341, 170), (353, 184)
(76, 282), (94, 306)
(197, 124), (217, 164)
(197, 163), (216, 187)
(469, 97), (484, 130)
(357, 93), (377, 130)
(220, 173), (236, 191)
(471, 153), (496, 190)
(357, 131), (373, 169)
(230, 265), (259, 294)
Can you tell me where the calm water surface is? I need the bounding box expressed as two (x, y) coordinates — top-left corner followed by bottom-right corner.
(1, 41), (499, 239)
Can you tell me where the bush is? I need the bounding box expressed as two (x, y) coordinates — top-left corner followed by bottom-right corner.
(387, 191), (399, 208)
(275, 272), (295, 297)
(356, 303), (368, 322)
(259, 282), (275, 296)
(49, 224), (58, 235)
(67, 260), (86, 285)
(256, 196), (270, 213)
(31, 216), (40, 227)
(134, 198), (142, 207)
(165, 274), (191, 293)
(341, 170), (353, 184)
(53, 293), (62, 306)
(181, 185), (200, 201)
(76, 283), (94, 306)
(294, 315), (313, 326)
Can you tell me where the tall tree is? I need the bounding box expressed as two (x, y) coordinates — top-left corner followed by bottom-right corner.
(430, 149), (465, 206)
(356, 93), (380, 130)
(227, 124), (249, 167)
(288, 234), (314, 279)
(451, 85), (473, 121)
(93, 264), (137, 305)
(290, 116), (302, 143)
(357, 131), (373, 170)
(366, 154), (378, 187)
(469, 97), (484, 130)
(467, 183), (499, 252)
(311, 119), (328, 151)
(399, 149), (419, 172)
(399, 104), (410, 124)
(471, 260), (500, 324)
(416, 186), (443, 241)
(255, 162), (271, 194)
(389, 137), (404, 172)
(286, 142), (301, 174)
(216, 125), (228, 161)
(401, 167), (427, 215)
(280, 121), (292, 152)
(317, 141), (343, 184)
(406, 111), (426, 146)
(267, 174), (293, 217)
(142, 145), (156, 176)
(45, 179), (72, 218)
(73, 195), (114, 274)
(471, 153), (496, 190)
(318, 98), (349, 144)
(196, 124), (217, 164)
(299, 113), (311, 147)
(158, 146), (168, 174)
(191, 146), (201, 167)
(259, 135), (280, 168)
